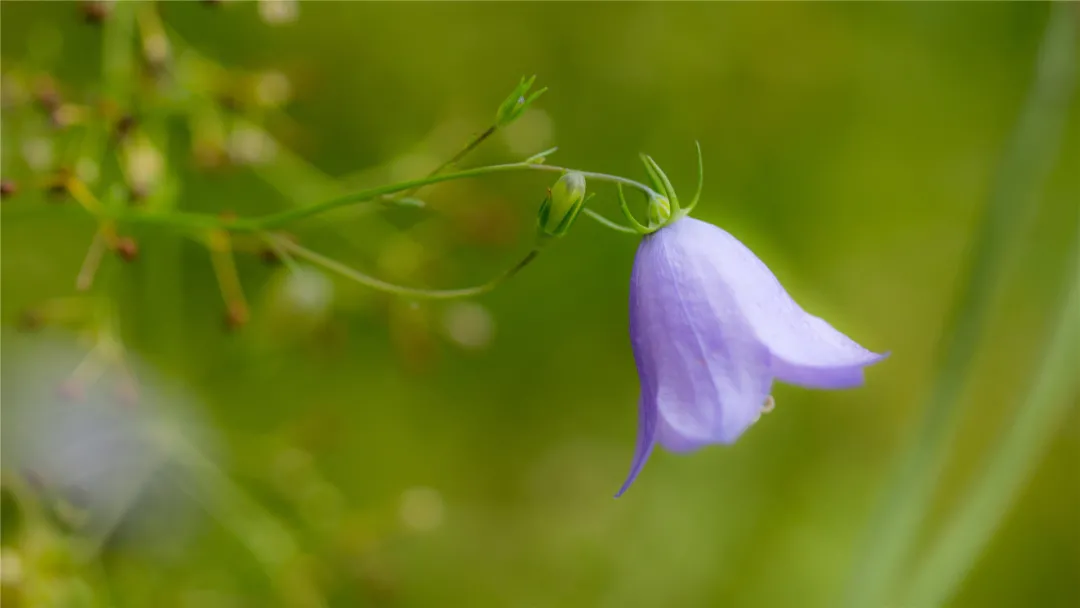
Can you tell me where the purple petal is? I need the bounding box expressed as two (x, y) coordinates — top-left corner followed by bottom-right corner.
(630, 221), (773, 450)
(615, 395), (656, 497)
(667, 219), (885, 389)
(619, 217), (884, 495)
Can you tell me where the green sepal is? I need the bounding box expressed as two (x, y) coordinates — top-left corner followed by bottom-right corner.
(495, 75), (548, 128)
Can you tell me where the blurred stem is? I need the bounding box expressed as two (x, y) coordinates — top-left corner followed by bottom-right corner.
(102, 0), (136, 104)
(75, 228), (109, 292)
(842, 7), (1078, 608)
(269, 232), (542, 299)
(164, 432), (325, 608)
(903, 243), (1079, 607)
(207, 229), (249, 322)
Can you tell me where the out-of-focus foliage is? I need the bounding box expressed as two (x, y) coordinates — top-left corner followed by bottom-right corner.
(1, 2), (1077, 607)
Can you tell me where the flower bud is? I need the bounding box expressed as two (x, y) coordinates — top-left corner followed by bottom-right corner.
(647, 193), (672, 227)
(538, 172), (587, 238)
(495, 76), (546, 128)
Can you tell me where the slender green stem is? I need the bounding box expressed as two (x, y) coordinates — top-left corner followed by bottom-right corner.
(163, 429), (325, 607)
(685, 141), (704, 213)
(269, 233), (541, 299)
(261, 233), (303, 275)
(107, 160), (657, 235)
(246, 161), (657, 230)
(617, 184), (652, 233)
(842, 7), (1077, 608)
(903, 246), (1079, 608)
(102, 0), (135, 104)
(401, 124), (498, 198)
(582, 208), (641, 235)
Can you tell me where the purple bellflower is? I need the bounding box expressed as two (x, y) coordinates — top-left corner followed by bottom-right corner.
(613, 151), (885, 497)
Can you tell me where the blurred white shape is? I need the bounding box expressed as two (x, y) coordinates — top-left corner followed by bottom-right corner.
(255, 71), (292, 108)
(263, 266), (335, 340)
(143, 33), (170, 67)
(0, 549), (22, 585)
(501, 108), (553, 157)
(21, 137), (53, 170)
(125, 137), (163, 195)
(399, 486), (443, 533)
(75, 157), (99, 185)
(258, 0), (298, 25)
(227, 126), (277, 165)
(0, 332), (217, 556)
(441, 301), (495, 351)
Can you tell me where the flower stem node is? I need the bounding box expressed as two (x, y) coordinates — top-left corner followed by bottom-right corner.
(538, 171), (589, 239)
(646, 193), (672, 228)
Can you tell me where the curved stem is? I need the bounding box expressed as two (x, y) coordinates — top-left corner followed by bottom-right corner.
(842, 7), (1077, 607)
(685, 140), (704, 213)
(617, 184), (653, 234)
(244, 161), (657, 230)
(106, 159), (658, 235)
(268, 233), (541, 299)
(582, 208), (642, 235)
(903, 248), (1078, 608)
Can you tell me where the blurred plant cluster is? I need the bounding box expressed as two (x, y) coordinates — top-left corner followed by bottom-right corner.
(0, 2), (568, 606)
(0, 3), (1077, 608)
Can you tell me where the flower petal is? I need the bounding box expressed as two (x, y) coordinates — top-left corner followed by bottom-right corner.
(615, 395), (656, 497)
(669, 218), (885, 389)
(630, 222), (774, 451)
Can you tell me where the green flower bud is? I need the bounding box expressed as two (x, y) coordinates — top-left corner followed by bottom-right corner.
(495, 75), (547, 128)
(647, 193), (672, 227)
(538, 172), (587, 238)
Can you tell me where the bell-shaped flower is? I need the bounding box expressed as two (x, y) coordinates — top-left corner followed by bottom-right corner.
(618, 217), (886, 496)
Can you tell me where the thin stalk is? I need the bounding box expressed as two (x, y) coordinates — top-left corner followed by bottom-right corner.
(271, 233), (541, 300)
(163, 430), (325, 608)
(842, 7), (1077, 607)
(244, 161), (657, 230)
(582, 208), (642, 235)
(903, 248), (1079, 607)
(108, 160), (657, 234)
(400, 124), (498, 198)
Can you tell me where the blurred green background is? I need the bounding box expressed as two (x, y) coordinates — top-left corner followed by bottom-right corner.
(1, 2), (1077, 607)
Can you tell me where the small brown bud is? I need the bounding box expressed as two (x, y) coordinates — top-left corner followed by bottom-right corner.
(0, 179), (17, 199)
(114, 236), (139, 262)
(34, 76), (61, 112)
(193, 140), (228, 170)
(218, 92), (242, 113)
(259, 232), (294, 264)
(225, 302), (250, 331)
(128, 184), (148, 205)
(259, 247), (281, 265)
(18, 308), (44, 331)
(114, 114), (136, 141)
(80, 1), (111, 24)
(47, 179), (69, 201)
